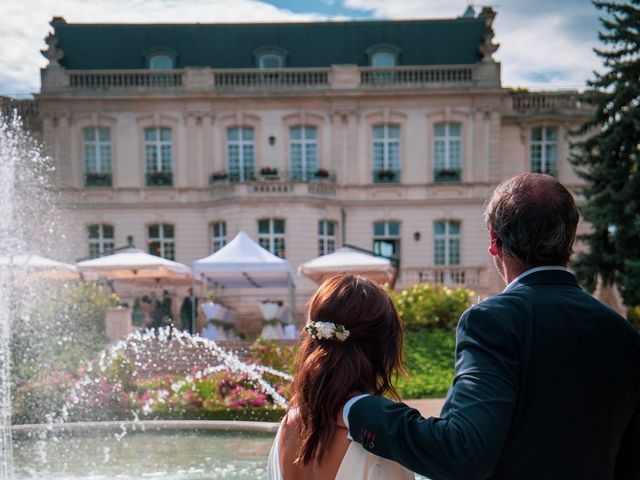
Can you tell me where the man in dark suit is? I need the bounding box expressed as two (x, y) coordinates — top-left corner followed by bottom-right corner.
(345, 173), (640, 479)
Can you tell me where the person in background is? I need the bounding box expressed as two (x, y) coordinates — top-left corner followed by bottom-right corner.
(179, 287), (197, 335)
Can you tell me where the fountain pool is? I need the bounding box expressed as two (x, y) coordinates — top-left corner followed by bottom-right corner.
(12, 421), (276, 479)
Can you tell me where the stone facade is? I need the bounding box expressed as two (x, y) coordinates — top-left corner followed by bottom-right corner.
(34, 15), (594, 334)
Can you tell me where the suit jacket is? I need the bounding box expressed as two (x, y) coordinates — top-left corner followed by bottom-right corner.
(348, 269), (640, 480)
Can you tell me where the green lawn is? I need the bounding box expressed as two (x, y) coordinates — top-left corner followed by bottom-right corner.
(396, 329), (456, 399)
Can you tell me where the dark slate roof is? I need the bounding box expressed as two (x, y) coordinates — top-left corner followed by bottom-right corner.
(51, 17), (488, 70)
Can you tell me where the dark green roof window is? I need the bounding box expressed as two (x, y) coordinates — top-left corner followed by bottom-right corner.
(367, 43), (401, 67)
(143, 47), (177, 69)
(253, 45), (288, 69)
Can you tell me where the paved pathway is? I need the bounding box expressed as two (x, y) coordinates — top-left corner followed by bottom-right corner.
(405, 398), (446, 418)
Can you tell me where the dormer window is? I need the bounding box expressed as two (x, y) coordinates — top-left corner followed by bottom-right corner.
(149, 54), (173, 70)
(254, 46), (287, 69)
(371, 51), (396, 67)
(259, 53), (284, 69)
(366, 44), (401, 67)
(144, 48), (178, 70)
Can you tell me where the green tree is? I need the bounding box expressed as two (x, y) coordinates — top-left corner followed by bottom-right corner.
(570, 0), (640, 306)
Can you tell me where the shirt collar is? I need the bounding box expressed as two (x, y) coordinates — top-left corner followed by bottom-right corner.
(503, 265), (568, 292)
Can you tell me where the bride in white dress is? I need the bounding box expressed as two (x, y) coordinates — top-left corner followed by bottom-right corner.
(267, 274), (414, 479)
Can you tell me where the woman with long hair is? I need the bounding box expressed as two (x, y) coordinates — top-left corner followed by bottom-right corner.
(267, 274), (414, 479)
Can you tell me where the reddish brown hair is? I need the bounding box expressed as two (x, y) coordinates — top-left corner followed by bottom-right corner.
(290, 274), (405, 465)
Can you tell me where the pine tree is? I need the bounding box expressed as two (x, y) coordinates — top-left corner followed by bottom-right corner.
(571, 0), (640, 307)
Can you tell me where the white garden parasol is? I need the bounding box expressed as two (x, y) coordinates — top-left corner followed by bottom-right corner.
(76, 247), (192, 281)
(298, 247), (396, 286)
(0, 253), (80, 281)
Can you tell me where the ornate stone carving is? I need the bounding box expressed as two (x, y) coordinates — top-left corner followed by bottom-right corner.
(41, 19), (65, 67)
(478, 7), (499, 62)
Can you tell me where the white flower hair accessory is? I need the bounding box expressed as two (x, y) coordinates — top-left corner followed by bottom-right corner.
(305, 320), (350, 342)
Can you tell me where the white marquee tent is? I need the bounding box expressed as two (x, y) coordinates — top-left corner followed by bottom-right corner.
(192, 231), (296, 323)
(298, 246), (396, 286)
(192, 231), (295, 289)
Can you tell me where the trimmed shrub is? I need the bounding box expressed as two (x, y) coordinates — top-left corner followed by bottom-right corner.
(388, 283), (473, 331)
(396, 329), (456, 399)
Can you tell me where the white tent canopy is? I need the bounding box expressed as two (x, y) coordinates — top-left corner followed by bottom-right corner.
(298, 247), (396, 285)
(76, 247), (192, 280)
(0, 253), (80, 281)
(192, 231), (294, 289)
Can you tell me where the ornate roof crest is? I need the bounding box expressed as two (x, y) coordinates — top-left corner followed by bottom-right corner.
(478, 7), (499, 62)
(40, 18), (65, 66)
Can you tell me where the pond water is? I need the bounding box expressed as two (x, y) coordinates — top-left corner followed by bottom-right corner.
(13, 428), (274, 480)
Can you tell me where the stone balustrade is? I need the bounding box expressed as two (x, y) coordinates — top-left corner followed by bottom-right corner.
(510, 91), (592, 112)
(41, 63), (500, 94)
(399, 265), (488, 292)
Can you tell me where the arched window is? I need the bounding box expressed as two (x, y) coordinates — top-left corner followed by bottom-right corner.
(259, 53), (284, 69)
(254, 46), (287, 69)
(371, 51), (396, 67)
(149, 54), (174, 70)
(366, 44), (400, 67)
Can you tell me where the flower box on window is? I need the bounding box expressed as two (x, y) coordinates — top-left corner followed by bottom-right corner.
(314, 168), (329, 178)
(376, 169), (397, 182)
(259, 167), (279, 179)
(434, 168), (461, 182)
(146, 170), (173, 186)
(85, 172), (112, 187)
(209, 171), (228, 183)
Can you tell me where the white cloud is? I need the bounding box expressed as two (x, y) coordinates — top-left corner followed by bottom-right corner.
(495, 12), (600, 89)
(342, 0), (601, 89)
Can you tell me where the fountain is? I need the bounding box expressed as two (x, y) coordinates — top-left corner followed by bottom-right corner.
(0, 112), (291, 479)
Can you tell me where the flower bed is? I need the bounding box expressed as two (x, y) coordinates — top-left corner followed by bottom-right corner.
(13, 343), (293, 425)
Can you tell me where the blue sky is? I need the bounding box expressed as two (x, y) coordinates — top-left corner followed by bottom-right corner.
(0, 0), (603, 97)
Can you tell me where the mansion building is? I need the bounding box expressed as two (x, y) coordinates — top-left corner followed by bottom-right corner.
(35, 8), (592, 332)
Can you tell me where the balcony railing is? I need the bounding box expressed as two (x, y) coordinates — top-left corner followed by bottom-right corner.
(209, 169), (337, 185)
(401, 265), (487, 290)
(510, 91), (592, 112)
(85, 172), (112, 187)
(209, 176), (337, 200)
(214, 68), (330, 91)
(69, 70), (183, 89)
(361, 65), (474, 87)
(433, 168), (461, 183)
(372, 168), (401, 184)
(145, 171), (173, 187)
(44, 64), (492, 93)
